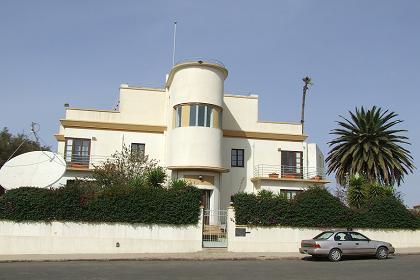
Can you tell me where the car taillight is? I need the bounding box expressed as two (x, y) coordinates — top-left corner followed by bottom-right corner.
(313, 244), (321, 248)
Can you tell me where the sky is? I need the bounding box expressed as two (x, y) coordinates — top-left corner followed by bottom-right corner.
(0, 0), (419, 206)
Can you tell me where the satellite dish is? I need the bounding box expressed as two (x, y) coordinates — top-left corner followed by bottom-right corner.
(0, 151), (66, 190)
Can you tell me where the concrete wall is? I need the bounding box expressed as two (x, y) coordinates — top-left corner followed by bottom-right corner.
(227, 208), (420, 252)
(0, 219), (202, 255)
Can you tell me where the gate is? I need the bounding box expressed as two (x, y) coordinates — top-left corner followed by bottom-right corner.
(202, 209), (227, 248)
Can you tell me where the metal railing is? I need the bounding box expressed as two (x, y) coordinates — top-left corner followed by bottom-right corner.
(61, 154), (113, 169)
(253, 164), (325, 180)
(202, 209), (227, 248)
(175, 58), (226, 68)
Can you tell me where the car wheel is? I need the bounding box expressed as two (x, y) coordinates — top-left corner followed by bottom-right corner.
(328, 248), (342, 262)
(376, 246), (389, 260)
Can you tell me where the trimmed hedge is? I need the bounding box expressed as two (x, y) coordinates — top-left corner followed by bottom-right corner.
(0, 184), (201, 225)
(233, 186), (420, 229)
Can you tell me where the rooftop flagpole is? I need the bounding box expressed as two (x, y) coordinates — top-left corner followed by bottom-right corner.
(172, 21), (177, 66)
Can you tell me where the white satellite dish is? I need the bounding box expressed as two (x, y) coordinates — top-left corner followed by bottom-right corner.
(0, 151), (66, 190)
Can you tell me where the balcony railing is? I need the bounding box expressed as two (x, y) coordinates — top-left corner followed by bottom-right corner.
(63, 154), (112, 169)
(253, 164), (326, 181)
(175, 58), (226, 68)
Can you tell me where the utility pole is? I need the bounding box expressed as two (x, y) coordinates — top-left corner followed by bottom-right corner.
(300, 76), (312, 134)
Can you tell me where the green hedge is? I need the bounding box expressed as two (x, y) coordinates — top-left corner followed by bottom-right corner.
(233, 187), (420, 229)
(0, 184), (201, 225)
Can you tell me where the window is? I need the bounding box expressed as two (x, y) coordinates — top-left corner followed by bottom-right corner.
(175, 106), (182, 127)
(189, 105), (197, 126)
(313, 231), (334, 240)
(281, 189), (302, 200)
(131, 143), (145, 157)
(197, 105), (205, 126)
(349, 232), (369, 241)
(173, 103), (221, 128)
(281, 151), (303, 175)
(334, 232), (351, 241)
(231, 149), (244, 167)
(65, 138), (91, 167)
(206, 106), (212, 127)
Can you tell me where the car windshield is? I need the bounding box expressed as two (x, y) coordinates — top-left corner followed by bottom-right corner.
(313, 231), (334, 240)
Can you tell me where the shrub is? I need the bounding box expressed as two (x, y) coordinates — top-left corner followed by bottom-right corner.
(233, 191), (293, 226)
(347, 174), (397, 209)
(92, 145), (158, 189)
(0, 182), (201, 225)
(292, 186), (351, 228)
(145, 166), (167, 188)
(354, 195), (419, 229)
(232, 186), (419, 229)
(0, 187), (58, 222)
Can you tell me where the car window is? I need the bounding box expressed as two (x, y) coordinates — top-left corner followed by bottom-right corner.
(349, 232), (369, 241)
(313, 231), (334, 240)
(334, 232), (351, 241)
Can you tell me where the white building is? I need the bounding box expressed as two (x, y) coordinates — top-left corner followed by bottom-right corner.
(55, 60), (328, 211)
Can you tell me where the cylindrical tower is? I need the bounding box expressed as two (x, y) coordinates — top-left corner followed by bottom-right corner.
(166, 60), (228, 171)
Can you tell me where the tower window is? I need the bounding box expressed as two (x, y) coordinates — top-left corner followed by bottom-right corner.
(175, 103), (221, 128)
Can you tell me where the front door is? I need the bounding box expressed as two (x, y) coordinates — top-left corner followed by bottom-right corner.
(349, 232), (376, 255)
(200, 190), (211, 225)
(334, 232), (357, 255)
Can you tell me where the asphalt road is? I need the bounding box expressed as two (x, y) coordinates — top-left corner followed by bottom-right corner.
(1, 255), (419, 280)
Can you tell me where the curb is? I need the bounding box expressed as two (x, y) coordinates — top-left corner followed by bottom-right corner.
(1, 252), (419, 263)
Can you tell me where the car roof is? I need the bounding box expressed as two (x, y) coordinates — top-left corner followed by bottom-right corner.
(322, 230), (357, 233)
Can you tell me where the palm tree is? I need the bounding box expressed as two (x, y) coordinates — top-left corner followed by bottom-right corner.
(300, 76), (312, 134)
(326, 106), (415, 186)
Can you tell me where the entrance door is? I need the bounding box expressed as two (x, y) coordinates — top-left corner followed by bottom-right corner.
(200, 190), (211, 225)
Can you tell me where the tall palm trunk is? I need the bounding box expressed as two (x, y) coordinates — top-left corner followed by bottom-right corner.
(300, 76), (312, 134)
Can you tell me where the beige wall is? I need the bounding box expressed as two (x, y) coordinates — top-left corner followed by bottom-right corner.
(223, 95), (302, 135)
(0, 219), (202, 254)
(119, 87), (167, 125)
(169, 66), (226, 108)
(59, 128), (165, 168)
(227, 208), (420, 252)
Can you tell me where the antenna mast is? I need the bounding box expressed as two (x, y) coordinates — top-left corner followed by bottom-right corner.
(172, 21), (177, 66)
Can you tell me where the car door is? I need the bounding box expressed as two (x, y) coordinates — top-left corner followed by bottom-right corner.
(349, 232), (376, 255)
(334, 232), (357, 255)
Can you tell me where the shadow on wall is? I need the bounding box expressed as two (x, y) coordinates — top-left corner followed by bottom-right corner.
(221, 102), (252, 208)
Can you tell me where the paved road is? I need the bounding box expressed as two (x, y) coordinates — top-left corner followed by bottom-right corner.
(1, 255), (419, 280)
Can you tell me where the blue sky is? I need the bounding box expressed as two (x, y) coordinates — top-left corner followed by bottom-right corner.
(0, 0), (419, 206)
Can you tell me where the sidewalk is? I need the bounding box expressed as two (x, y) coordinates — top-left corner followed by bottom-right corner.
(1, 248), (420, 262)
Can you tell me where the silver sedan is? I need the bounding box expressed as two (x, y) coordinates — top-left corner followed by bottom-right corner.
(299, 230), (395, 262)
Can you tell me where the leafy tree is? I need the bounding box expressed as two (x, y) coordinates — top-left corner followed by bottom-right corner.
(0, 127), (50, 195)
(347, 174), (398, 209)
(91, 145), (158, 189)
(0, 127), (50, 168)
(326, 106), (415, 186)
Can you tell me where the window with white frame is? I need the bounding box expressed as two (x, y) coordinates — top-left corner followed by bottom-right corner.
(65, 138), (91, 167)
(175, 106), (182, 127)
(173, 103), (221, 128)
